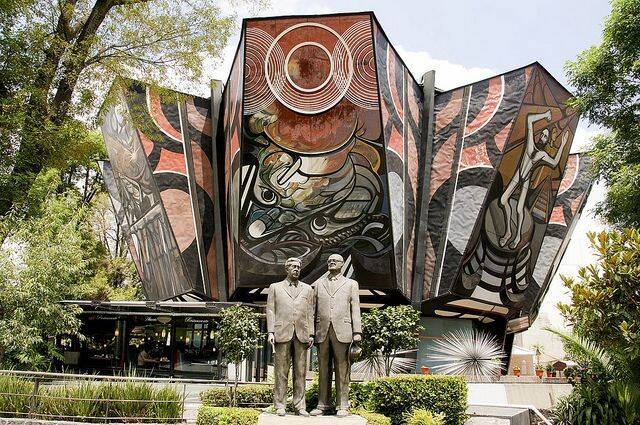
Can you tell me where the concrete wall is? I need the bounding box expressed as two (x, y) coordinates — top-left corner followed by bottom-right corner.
(415, 317), (474, 372)
(468, 383), (572, 409)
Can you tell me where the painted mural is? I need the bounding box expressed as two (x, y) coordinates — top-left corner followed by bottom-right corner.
(101, 94), (193, 300)
(374, 21), (424, 299)
(101, 82), (224, 300)
(222, 35), (244, 297)
(421, 64), (590, 325)
(234, 15), (399, 294)
(99, 13), (595, 333)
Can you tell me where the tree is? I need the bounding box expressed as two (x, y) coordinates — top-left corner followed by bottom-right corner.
(566, 0), (640, 228)
(213, 305), (264, 406)
(0, 0), (243, 225)
(558, 230), (640, 366)
(360, 305), (423, 377)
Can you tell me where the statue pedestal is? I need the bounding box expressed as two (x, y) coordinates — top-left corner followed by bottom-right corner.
(258, 412), (366, 424)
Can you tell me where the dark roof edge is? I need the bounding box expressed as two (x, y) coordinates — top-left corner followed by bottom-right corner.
(435, 61), (574, 97)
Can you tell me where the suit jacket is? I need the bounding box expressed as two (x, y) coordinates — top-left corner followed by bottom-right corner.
(266, 279), (315, 344)
(314, 274), (362, 344)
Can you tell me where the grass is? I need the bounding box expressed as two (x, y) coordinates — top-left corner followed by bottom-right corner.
(0, 375), (183, 422)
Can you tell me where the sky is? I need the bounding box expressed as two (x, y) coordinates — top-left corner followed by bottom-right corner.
(209, 0), (611, 343)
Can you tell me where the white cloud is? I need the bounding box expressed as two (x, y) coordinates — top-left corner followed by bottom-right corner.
(395, 46), (496, 90)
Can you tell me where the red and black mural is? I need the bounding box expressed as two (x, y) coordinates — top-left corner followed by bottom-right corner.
(101, 81), (224, 301)
(373, 21), (424, 300)
(100, 13), (593, 333)
(420, 64), (592, 329)
(231, 14), (401, 299)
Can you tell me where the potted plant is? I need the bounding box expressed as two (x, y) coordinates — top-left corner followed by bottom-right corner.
(513, 365), (521, 377)
(535, 364), (544, 378)
(545, 363), (555, 377)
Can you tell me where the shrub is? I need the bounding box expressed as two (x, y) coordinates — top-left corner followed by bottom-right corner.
(368, 375), (467, 425)
(405, 409), (446, 425)
(552, 386), (625, 425)
(201, 385), (273, 407)
(196, 406), (260, 425)
(350, 381), (374, 409)
(353, 408), (392, 425)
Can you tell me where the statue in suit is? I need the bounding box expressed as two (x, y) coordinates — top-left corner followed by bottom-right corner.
(266, 257), (314, 416)
(310, 254), (362, 418)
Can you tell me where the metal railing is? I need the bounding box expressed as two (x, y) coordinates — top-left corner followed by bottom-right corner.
(0, 370), (197, 423)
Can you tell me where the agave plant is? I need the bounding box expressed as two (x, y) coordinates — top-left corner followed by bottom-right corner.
(351, 349), (417, 379)
(428, 329), (505, 378)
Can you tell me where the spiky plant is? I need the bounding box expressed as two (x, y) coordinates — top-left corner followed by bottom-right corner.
(428, 329), (505, 378)
(351, 349), (417, 379)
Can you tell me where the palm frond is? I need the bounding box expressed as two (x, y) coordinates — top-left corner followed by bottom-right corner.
(544, 327), (612, 374)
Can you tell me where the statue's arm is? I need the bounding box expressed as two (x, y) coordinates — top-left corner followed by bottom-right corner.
(351, 280), (362, 335)
(308, 285), (315, 337)
(266, 284), (275, 334)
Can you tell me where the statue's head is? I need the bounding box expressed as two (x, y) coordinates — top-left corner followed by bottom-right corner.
(284, 257), (301, 280)
(327, 254), (344, 273)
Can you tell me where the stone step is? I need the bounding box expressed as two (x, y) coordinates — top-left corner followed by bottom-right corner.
(258, 413), (366, 424)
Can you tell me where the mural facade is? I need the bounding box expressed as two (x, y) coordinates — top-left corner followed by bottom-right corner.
(232, 15), (403, 299)
(420, 65), (592, 329)
(100, 12), (594, 334)
(101, 82), (224, 300)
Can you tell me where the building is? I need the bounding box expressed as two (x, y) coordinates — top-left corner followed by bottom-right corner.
(98, 12), (594, 375)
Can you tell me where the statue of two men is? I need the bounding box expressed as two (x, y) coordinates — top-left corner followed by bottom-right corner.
(266, 254), (362, 418)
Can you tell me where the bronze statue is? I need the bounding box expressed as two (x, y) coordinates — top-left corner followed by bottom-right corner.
(266, 257), (315, 416)
(310, 254), (362, 418)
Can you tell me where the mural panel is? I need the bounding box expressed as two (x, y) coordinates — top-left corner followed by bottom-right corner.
(421, 64), (590, 328)
(374, 21), (423, 298)
(223, 35), (244, 296)
(233, 15), (400, 294)
(101, 82), (224, 300)
(101, 95), (193, 300)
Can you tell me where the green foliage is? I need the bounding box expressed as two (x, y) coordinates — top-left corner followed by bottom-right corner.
(547, 328), (639, 425)
(558, 230), (640, 363)
(0, 190), (144, 369)
(0, 375), (34, 415)
(405, 409), (446, 425)
(196, 406), (260, 425)
(0, 0), (255, 219)
(367, 375), (467, 425)
(361, 305), (423, 376)
(0, 375), (182, 422)
(200, 385), (273, 408)
(565, 0), (640, 228)
(213, 306), (263, 406)
(552, 385), (627, 425)
(350, 381), (375, 409)
(352, 409), (392, 425)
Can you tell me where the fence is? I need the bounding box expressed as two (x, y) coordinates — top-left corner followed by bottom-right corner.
(0, 370), (206, 423)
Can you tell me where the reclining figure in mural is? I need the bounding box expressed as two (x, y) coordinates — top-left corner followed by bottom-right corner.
(499, 109), (568, 249)
(266, 257), (314, 417)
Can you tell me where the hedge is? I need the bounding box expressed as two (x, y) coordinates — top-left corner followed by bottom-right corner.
(196, 406), (260, 425)
(405, 409), (446, 425)
(200, 385), (273, 407)
(368, 375), (467, 425)
(353, 409), (392, 425)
